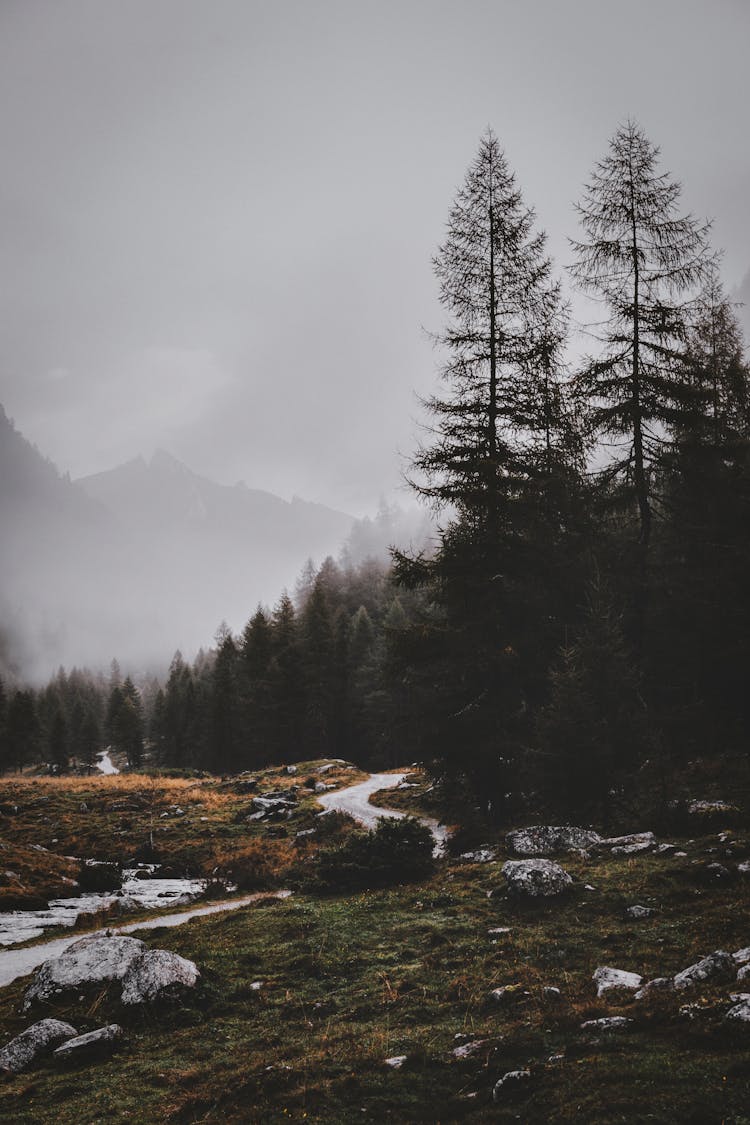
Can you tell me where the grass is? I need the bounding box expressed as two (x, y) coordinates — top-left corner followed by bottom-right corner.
(1, 786), (750, 1122)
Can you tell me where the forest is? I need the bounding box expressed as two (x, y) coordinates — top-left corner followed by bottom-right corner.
(2, 121), (749, 831)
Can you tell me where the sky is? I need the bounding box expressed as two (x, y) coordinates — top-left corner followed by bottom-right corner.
(1, 0), (749, 515)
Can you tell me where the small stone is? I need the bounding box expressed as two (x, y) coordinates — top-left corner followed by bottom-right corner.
(733, 947), (750, 964)
(385, 1055), (407, 1069)
(674, 851), (688, 857)
(593, 966), (643, 998)
(452, 1039), (487, 1059)
(489, 984), (528, 1003)
(736, 964), (750, 983)
(492, 1069), (531, 1101)
(598, 832), (656, 851)
(654, 843), (676, 856)
(459, 849), (496, 863)
(725, 999), (750, 1024)
(543, 986), (562, 1001)
(487, 926), (511, 936)
(581, 1016), (632, 1032)
(625, 905), (654, 920)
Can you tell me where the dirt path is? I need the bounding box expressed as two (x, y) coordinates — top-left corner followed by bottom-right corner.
(0, 891), (291, 989)
(317, 771), (448, 851)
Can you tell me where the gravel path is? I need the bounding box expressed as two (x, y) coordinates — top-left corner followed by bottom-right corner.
(317, 772), (448, 851)
(0, 891), (291, 989)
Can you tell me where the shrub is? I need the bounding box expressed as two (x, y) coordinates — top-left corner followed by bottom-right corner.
(315, 816), (435, 891)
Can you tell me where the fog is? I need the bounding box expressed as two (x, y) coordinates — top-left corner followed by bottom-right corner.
(1, 1), (748, 680)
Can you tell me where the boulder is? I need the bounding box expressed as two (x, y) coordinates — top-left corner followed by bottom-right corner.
(120, 948), (200, 1005)
(502, 858), (572, 898)
(635, 977), (675, 1000)
(24, 933), (146, 1009)
(673, 950), (735, 990)
(384, 1055), (407, 1069)
(593, 966), (643, 998)
(725, 999), (750, 1024)
(0, 1019), (78, 1074)
(492, 1070), (531, 1101)
(506, 825), (601, 857)
(52, 1024), (123, 1063)
(733, 947), (750, 965)
(736, 964), (750, 984)
(597, 832), (656, 852)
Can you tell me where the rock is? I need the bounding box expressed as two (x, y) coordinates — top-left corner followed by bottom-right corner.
(506, 825), (601, 857)
(688, 800), (739, 818)
(611, 841), (653, 856)
(635, 977), (674, 1000)
(0, 1019), (78, 1074)
(250, 796), (297, 818)
(733, 947), (750, 965)
(489, 984), (528, 1003)
(314, 782), (333, 793)
(492, 1070), (531, 1101)
(24, 933), (146, 1009)
(673, 950), (735, 990)
(120, 948), (200, 1005)
(597, 832), (656, 852)
(502, 858), (573, 898)
(543, 986), (562, 1001)
(285, 765), (297, 775)
(52, 1024), (123, 1063)
(654, 843), (676, 856)
(384, 1055), (407, 1069)
(736, 964), (750, 983)
(738, 862), (750, 876)
(593, 966), (643, 998)
(625, 905), (654, 920)
(452, 1039), (487, 1059)
(725, 999), (750, 1024)
(581, 1016), (632, 1032)
(487, 926), (512, 936)
(459, 849), (496, 863)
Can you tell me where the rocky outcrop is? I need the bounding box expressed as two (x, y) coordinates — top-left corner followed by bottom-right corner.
(0, 1019), (78, 1073)
(502, 859), (573, 898)
(52, 1024), (123, 1063)
(506, 826), (601, 857)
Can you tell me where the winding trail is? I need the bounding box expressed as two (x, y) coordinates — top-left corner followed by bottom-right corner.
(317, 771), (448, 852)
(0, 891), (290, 990)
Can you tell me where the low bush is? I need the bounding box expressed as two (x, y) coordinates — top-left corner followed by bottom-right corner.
(315, 816), (435, 891)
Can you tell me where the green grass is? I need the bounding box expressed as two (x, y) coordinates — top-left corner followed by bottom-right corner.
(1, 822), (750, 1122)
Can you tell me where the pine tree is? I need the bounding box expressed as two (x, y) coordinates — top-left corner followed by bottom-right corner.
(570, 120), (713, 547)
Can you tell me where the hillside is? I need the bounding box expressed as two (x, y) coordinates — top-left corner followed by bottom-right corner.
(0, 766), (749, 1121)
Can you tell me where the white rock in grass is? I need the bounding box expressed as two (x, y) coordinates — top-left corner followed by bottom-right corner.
(385, 1055), (407, 1069)
(120, 948), (199, 1005)
(0, 1019), (78, 1074)
(502, 858), (572, 898)
(24, 933), (146, 1010)
(733, 948), (750, 965)
(673, 950), (734, 990)
(581, 1016), (632, 1032)
(593, 966), (643, 998)
(725, 999), (750, 1024)
(52, 1024), (123, 1063)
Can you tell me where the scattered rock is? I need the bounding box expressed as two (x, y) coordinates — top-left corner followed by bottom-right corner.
(492, 1069), (531, 1101)
(625, 905), (655, 920)
(0, 1019), (78, 1074)
(502, 858), (573, 898)
(120, 948), (200, 1005)
(593, 966), (643, 998)
(459, 849), (496, 863)
(506, 825), (601, 857)
(635, 977), (675, 1000)
(385, 1055), (407, 1069)
(52, 1024), (123, 1063)
(581, 1016), (632, 1032)
(673, 950), (735, 990)
(452, 1039), (487, 1059)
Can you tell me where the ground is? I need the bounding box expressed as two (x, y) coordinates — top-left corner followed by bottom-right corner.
(0, 766), (749, 1122)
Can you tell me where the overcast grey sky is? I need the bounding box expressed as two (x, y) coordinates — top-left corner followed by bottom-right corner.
(1, 0), (748, 514)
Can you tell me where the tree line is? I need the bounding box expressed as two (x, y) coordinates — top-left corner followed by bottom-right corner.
(2, 121), (748, 828)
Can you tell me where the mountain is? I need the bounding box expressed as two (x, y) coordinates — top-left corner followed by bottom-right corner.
(0, 410), (355, 680)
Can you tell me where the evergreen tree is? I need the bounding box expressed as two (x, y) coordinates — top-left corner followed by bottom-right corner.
(570, 120), (713, 547)
(209, 626), (241, 773)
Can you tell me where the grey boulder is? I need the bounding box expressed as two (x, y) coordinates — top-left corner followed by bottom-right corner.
(53, 1024), (123, 1063)
(506, 825), (600, 857)
(502, 858), (572, 898)
(24, 933), (146, 1009)
(593, 966), (643, 998)
(121, 948), (200, 1005)
(0, 1019), (78, 1074)
(673, 950), (735, 990)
